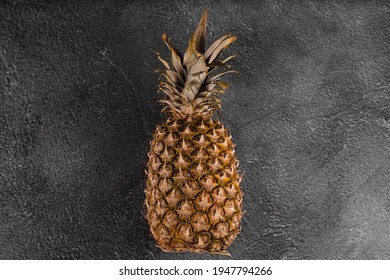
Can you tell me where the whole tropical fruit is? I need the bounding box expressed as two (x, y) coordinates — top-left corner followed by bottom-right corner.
(145, 9), (242, 255)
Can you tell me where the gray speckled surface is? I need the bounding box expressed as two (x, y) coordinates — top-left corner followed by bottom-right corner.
(1, 0), (390, 259)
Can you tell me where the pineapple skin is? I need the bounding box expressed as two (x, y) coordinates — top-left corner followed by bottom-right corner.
(146, 117), (242, 255)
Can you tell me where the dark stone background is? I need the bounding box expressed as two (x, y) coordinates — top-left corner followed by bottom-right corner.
(1, 0), (390, 260)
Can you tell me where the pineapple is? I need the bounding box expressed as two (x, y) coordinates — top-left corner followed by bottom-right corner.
(145, 10), (242, 255)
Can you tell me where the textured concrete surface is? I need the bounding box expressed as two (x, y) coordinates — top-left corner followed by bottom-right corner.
(1, 0), (390, 259)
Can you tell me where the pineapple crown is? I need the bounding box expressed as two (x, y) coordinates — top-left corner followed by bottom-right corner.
(156, 9), (237, 119)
